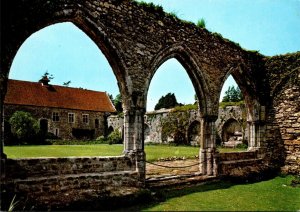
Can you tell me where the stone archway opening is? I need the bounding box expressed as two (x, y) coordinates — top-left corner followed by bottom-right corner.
(145, 57), (203, 178)
(3, 21), (123, 156)
(221, 118), (244, 148)
(188, 120), (201, 146)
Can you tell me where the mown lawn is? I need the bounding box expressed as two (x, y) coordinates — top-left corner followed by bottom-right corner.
(131, 175), (300, 211)
(4, 144), (245, 161)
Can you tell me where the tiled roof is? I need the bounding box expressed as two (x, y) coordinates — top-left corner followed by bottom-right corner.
(4, 79), (116, 113)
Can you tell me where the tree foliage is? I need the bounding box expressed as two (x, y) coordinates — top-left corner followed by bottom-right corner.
(9, 111), (40, 144)
(222, 86), (243, 102)
(161, 111), (190, 145)
(109, 93), (123, 113)
(154, 93), (179, 110)
(114, 94), (123, 113)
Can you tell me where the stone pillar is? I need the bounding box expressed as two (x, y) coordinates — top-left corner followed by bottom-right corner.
(248, 106), (266, 151)
(199, 115), (218, 176)
(123, 108), (146, 184)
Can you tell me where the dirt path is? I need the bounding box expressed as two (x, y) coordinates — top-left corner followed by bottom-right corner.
(146, 159), (201, 179)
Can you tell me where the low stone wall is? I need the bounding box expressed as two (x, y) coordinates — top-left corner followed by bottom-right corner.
(4, 156), (135, 179)
(1, 155), (142, 210)
(218, 151), (264, 180)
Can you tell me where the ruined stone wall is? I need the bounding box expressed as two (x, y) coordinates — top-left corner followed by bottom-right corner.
(4, 104), (106, 140)
(1, 155), (140, 210)
(109, 107), (245, 145)
(218, 151), (265, 179)
(264, 52), (300, 174)
(107, 115), (124, 133)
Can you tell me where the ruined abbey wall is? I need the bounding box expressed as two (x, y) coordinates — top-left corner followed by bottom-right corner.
(1, 0), (299, 208)
(109, 106), (246, 145)
(264, 53), (300, 174)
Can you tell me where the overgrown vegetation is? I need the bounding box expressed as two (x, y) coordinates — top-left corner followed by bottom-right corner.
(172, 104), (198, 112)
(161, 110), (190, 145)
(7, 111), (41, 145)
(134, 1), (164, 13)
(196, 18), (206, 28)
(219, 100), (245, 109)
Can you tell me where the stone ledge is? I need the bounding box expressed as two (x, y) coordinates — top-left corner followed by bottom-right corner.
(219, 158), (263, 165)
(5, 170), (138, 183)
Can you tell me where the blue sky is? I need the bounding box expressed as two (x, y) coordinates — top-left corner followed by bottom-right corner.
(9, 0), (300, 111)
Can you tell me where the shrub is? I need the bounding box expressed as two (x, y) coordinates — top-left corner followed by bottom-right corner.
(236, 143), (248, 149)
(8, 111), (40, 145)
(107, 130), (122, 145)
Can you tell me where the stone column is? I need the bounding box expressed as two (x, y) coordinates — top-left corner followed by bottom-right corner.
(199, 115), (218, 176)
(248, 106), (265, 151)
(123, 108), (146, 184)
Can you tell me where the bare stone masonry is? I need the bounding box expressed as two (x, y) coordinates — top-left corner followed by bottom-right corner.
(1, 0), (299, 208)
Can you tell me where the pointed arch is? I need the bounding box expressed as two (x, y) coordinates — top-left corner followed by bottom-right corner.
(145, 44), (210, 116)
(2, 6), (130, 100)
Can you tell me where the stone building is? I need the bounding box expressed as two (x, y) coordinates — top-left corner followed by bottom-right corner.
(4, 79), (116, 140)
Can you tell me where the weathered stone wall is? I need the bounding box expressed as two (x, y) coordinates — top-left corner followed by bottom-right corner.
(4, 104), (106, 140)
(264, 53), (300, 174)
(1, 0), (300, 208)
(218, 152), (264, 180)
(109, 107), (245, 145)
(1, 155), (140, 210)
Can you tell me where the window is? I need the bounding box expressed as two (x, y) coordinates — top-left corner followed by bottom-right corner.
(52, 112), (60, 122)
(83, 114), (89, 124)
(54, 128), (59, 137)
(68, 113), (75, 123)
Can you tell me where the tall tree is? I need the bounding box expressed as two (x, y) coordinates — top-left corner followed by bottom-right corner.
(113, 94), (123, 113)
(222, 86), (243, 102)
(155, 93), (179, 110)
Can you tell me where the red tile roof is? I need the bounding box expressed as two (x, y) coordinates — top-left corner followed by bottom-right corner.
(4, 79), (116, 113)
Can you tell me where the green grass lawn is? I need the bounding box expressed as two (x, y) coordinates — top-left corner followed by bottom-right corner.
(4, 144), (245, 161)
(131, 175), (300, 211)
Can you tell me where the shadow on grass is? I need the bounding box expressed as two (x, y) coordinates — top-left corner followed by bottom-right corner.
(117, 171), (282, 211)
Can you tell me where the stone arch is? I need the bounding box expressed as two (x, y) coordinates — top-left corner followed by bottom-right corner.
(2, 2), (130, 101)
(188, 120), (201, 146)
(221, 118), (243, 147)
(219, 65), (265, 150)
(145, 44), (210, 116)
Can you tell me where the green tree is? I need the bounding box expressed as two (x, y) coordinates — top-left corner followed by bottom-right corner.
(222, 86), (243, 102)
(9, 111), (40, 144)
(113, 94), (123, 113)
(155, 93), (179, 110)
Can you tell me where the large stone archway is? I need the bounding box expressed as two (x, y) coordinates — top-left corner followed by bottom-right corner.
(1, 0), (299, 208)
